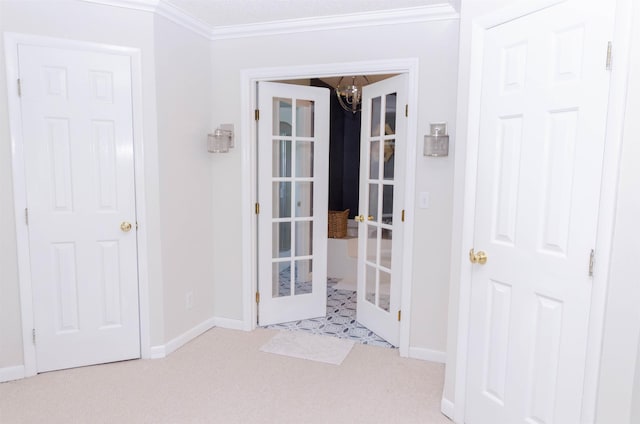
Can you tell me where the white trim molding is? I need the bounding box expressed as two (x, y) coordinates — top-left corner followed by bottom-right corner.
(0, 365), (26, 383)
(408, 347), (446, 364)
(149, 317), (220, 359)
(211, 317), (245, 331)
(79, 0), (458, 41)
(440, 397), (455, 420)
(240, 58), (420, 358)
(210, 5), (458, 40)
(164, 318), (216, 357)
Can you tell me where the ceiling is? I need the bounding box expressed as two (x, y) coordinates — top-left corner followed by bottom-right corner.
(165, 0), (456, 27)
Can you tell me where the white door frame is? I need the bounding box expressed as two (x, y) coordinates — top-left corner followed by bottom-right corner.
(240, 58), (419, 356)
(451, 0), (634, 422)
(4, 33), (151, 377)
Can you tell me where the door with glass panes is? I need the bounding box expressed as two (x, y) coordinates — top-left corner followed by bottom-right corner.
(257, 82), (330, 326)
(356, 75), (407, 347)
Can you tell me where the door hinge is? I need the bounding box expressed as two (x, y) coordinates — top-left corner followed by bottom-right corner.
(401, 209), (405, 222)
(24, 208), (29, 225)
(589, 249), (595, 277)
(32, 328), (36, 344)
(606, 41), (612, 71)
(405, 104), (408, 117)
(255, 109), (260, 121)
(397, 310), (402, 322)
(17, 79), (22, 97)
(255, 202), (260, 214)
(256, 291), (260, 304)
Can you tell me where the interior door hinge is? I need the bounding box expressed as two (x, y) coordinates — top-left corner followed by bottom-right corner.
(401, 209), (405, 222)
(32, 328), (36, 345)
(256, 291), (260, 304)
(589, 249), (595, 277)
(397, 310), (402, 322)
(17, 79), (22, 97)
(255, 109), (260, 121)
(405, 104), (408, 117)
(255, 202), (260, 214)
(24, 208), (29, 225)
(606, 41), (612, 71)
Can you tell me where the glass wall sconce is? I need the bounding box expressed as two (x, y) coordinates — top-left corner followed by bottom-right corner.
(208, 124), (234, 153)
(424, 122), (449, 157)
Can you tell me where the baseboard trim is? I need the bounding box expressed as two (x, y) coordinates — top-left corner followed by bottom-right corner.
(441, 397), (455, 420)
(408, 347), (446, 363)
(164, 318), (216, 356)
(211, 316), (245, 330)
(0, 365), (26, 383)
(149, 345), (166, 359)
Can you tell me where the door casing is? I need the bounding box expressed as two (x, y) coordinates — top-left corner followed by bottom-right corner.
(240, 59), (419, 356)
(4, 33), (151, 377)
(450, 0), (634, 422)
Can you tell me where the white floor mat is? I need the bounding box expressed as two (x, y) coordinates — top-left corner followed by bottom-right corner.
(260, 331), (355, 365)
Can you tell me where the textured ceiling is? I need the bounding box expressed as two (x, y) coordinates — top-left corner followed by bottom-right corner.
(165, 0), (454, 27)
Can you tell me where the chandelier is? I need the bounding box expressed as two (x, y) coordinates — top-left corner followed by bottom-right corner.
(335, 75), (370, 114)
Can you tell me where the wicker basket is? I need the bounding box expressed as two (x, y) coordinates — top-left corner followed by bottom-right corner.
(328, 209), (350, 238)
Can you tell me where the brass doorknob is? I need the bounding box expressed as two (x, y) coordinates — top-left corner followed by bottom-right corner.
(120, 221), (133, 232)
(368, 215), (374, 221)
(355, 215), (365, 223)
(469, 248), (487, 265)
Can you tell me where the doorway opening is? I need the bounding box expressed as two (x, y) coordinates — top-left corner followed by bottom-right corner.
(261, 76), (397, 348)
(241, 59), (419, 357)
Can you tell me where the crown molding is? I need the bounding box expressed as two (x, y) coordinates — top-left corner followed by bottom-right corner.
(78, 1), (459, 41)
(210, 4), (459, 40)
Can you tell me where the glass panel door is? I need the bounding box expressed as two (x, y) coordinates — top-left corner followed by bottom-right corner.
(257, 82), (329, 326)
(356, 75), (407, 347)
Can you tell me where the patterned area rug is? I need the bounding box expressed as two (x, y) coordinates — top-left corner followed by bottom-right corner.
(265, 279), (394, 348)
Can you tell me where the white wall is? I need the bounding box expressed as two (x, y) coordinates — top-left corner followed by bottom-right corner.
(153, 15), (215, 342)
(209, 19), (460, 354)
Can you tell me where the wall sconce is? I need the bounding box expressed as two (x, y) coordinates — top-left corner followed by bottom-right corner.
(424, 123), (449, 157)
(208, 124), (234, 153)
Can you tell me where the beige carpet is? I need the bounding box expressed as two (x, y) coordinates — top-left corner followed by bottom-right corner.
(0, 328), (451, 424)
(260, 331), (354, 365)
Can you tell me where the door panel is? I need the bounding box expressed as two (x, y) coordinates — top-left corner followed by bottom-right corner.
(356, 75), (407, 347)
(465, 1), (614, 422)
(19, 45), (140, 372)
(258, 82), (329, 326)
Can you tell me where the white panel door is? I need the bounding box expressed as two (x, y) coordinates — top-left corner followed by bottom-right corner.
(19, 45), (140, 372)
(465, 1), (614, 423)
(356, 75), (407, 347)
(257, 82), (329, 326)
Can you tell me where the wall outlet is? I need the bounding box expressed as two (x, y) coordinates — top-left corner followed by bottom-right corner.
(185, 292), (193, 310)
(419, 191), (430, 209)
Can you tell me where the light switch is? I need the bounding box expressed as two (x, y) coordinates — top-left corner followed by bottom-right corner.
(419, 192), (430, 209)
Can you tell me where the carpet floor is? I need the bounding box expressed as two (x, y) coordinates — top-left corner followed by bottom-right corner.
(0, 328), (451, 424)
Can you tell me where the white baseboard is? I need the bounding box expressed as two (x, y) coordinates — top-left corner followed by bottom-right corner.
(150, 317), (217, 359)
(164, 317), (217, 356)
(441, 397), (455, 420)
(0, 365), (25, 383)
(149, 345), (166, 359)
(408, 346), (446, 363)
(211, 316), (245, 330)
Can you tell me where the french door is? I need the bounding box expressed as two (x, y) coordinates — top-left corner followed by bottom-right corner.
(356, 75), (407, 347)
(257, 82), (330, 326)
(18, 44), (140, 372)
(464, 1), (614, 422)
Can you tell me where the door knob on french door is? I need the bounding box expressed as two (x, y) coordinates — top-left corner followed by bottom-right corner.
(120, 221), (133, 232)
(355, 215), (375, 223)
(469, 248), (487, 265)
